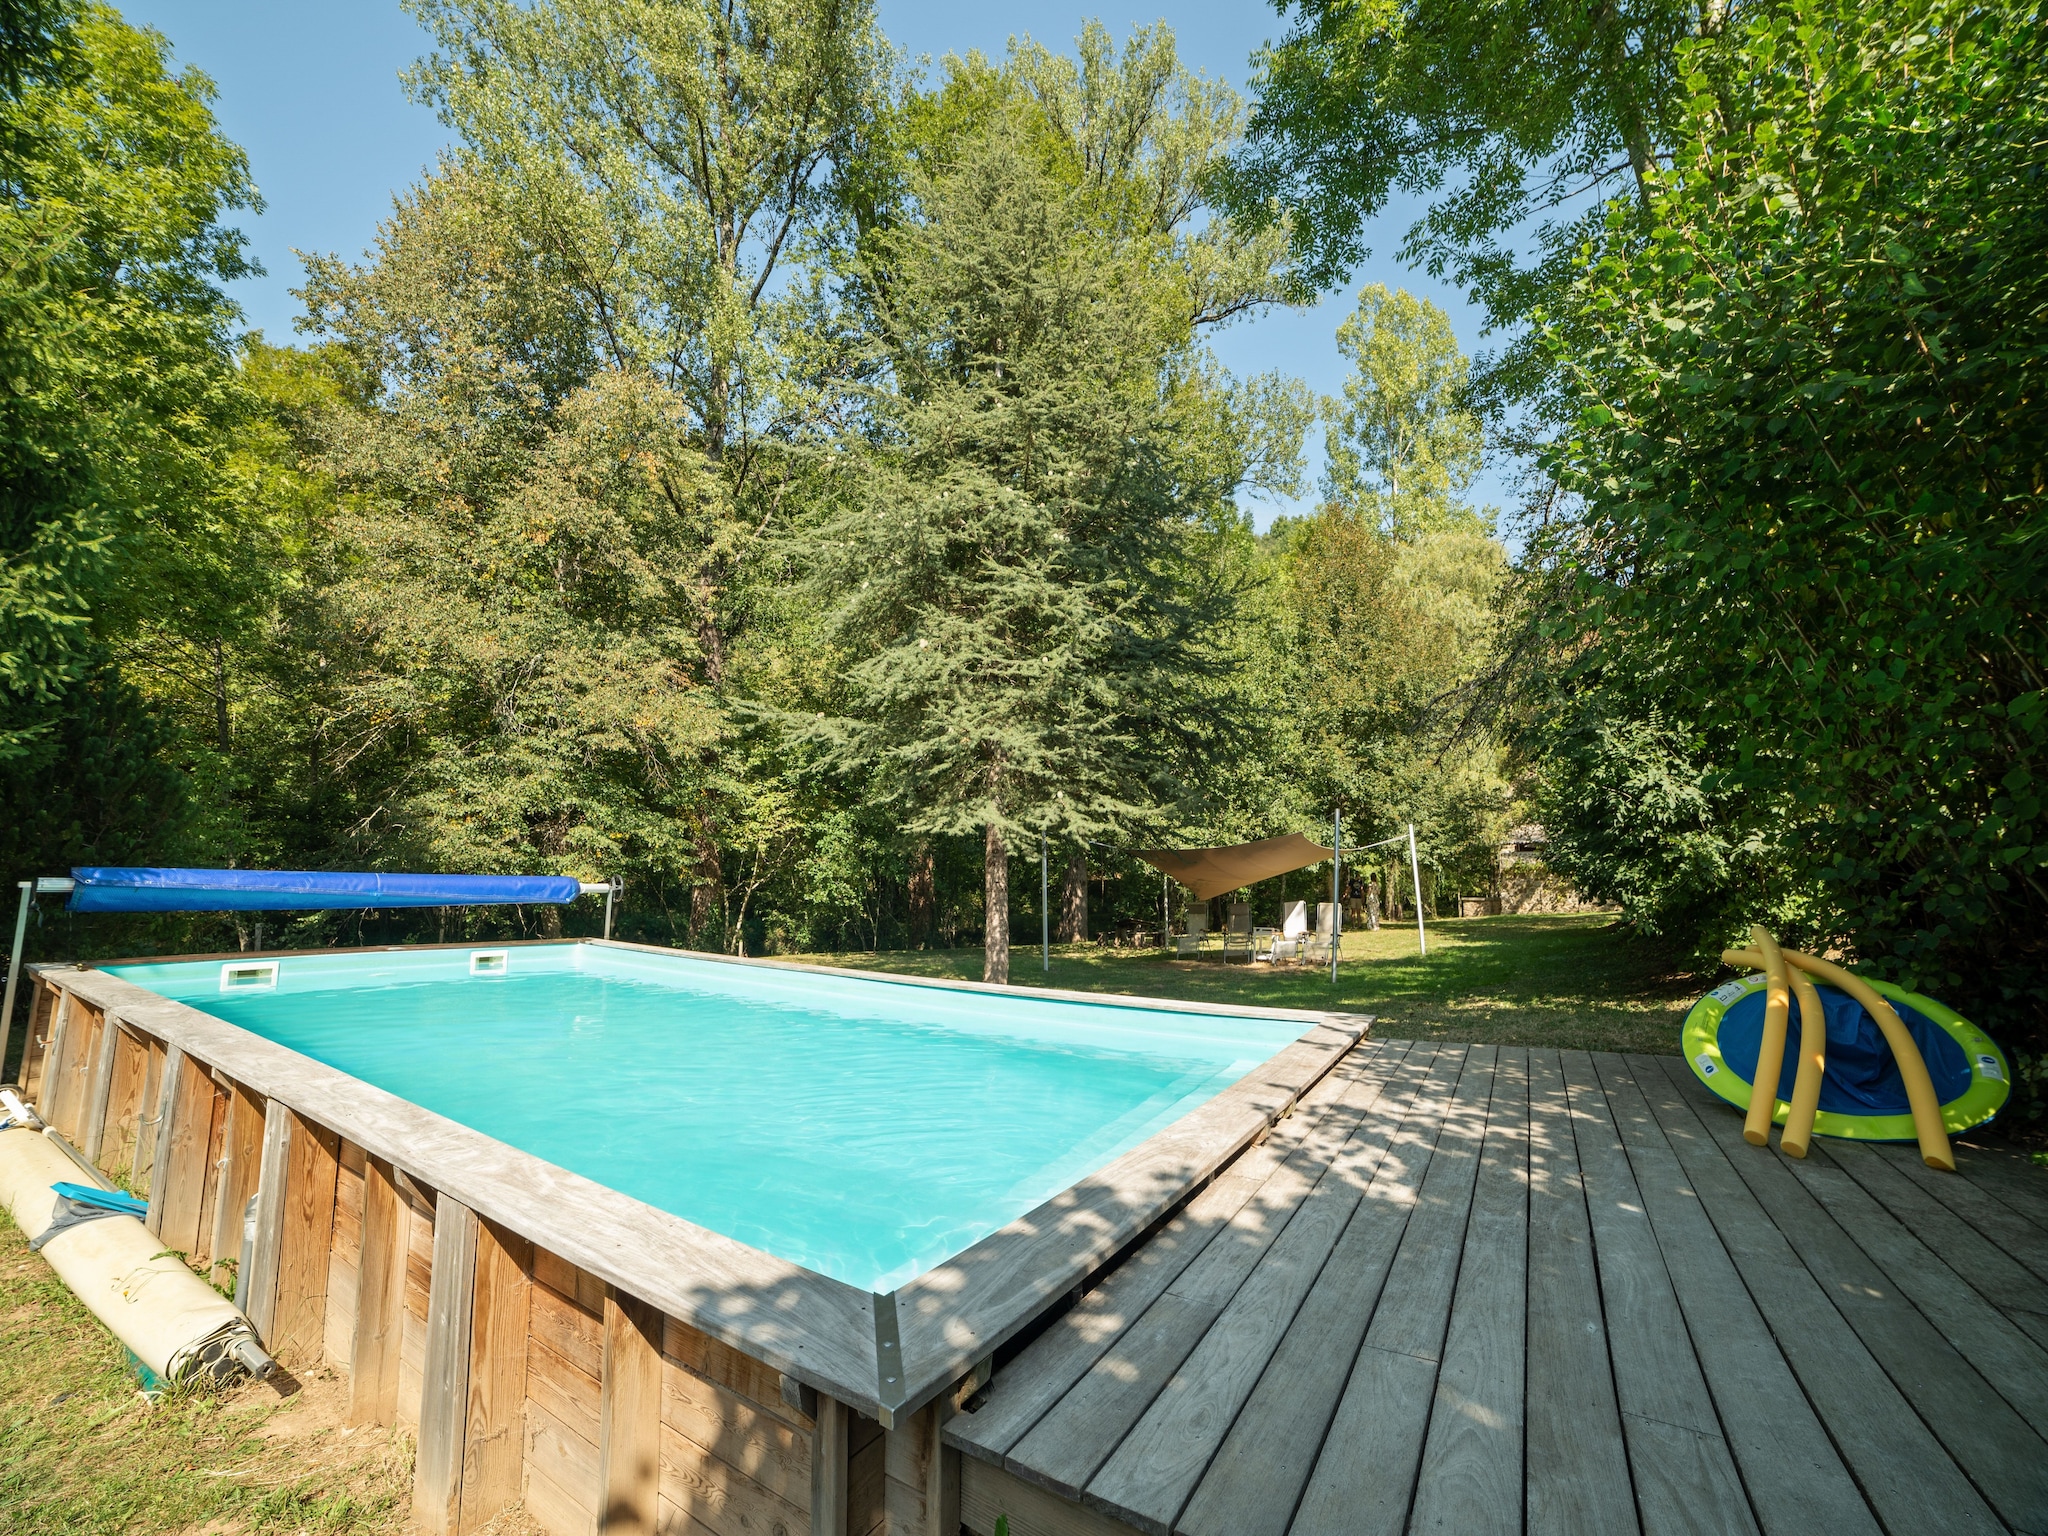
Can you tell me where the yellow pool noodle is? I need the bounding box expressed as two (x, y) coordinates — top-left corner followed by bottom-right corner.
(1780, 967), (1827, 1158)
(1719, 944), (1953, 1170)
(1744, 927), (1793, 1147)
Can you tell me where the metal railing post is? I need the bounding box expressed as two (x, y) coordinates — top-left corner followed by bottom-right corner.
(0, 881), (30, 1082)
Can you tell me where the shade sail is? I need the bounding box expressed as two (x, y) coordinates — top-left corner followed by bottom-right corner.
(67, 868), (586, 914)
(1132, 834), (1335, 902)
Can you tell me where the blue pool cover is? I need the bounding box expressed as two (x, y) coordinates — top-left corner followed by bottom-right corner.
(68, 868), (584, 913)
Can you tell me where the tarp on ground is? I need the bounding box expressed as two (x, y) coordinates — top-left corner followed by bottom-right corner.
(1132, 834), (1335, 902)
(67, 868), (585, 913)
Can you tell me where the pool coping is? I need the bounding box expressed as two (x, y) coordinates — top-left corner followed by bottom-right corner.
(32, 938), (1367, 1424)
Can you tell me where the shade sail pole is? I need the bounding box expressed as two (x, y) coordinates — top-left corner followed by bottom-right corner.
(1040, 836), (1049, 973)
(1330, 808), (1342, 984)
(1408, 822), (1427, 956)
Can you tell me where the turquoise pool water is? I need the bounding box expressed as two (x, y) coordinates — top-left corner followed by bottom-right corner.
(107, 945), (1305, 1291)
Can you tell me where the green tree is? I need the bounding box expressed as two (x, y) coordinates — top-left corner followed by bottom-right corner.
(804, 111), (1278, 982)
(1322, 284), (1485, 536)
(0, 3), (258, 878)
(1529, 0), (2048, 1076)
(1218, 0), (1718, 412)
(399, 0), (893, 936)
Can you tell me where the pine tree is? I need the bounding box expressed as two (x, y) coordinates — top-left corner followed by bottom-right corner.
(805, 120), (1246, 982)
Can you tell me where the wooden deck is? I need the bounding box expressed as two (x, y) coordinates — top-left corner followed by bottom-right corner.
(948, 1040), (2048, 1536)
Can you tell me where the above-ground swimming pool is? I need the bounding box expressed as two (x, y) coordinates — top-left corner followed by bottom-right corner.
(107, 943), (1308, 1292)
(25, 939), (1363, 1531)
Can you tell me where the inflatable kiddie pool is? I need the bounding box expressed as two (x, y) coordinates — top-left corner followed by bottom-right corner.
(1684, 972), (2009, 1140)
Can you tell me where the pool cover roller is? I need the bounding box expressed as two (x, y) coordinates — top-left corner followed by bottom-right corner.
(1686, 930), (2009, 1170)
(0, 1122), (278, 1389)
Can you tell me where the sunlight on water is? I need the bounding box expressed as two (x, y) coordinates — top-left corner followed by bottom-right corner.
(109, 946), (1303, 1291)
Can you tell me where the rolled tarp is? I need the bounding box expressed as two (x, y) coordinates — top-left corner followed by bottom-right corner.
(1133, 834), (1336, 902)
(68, 867), (584, 914)
(0, 1126), (266, 1388)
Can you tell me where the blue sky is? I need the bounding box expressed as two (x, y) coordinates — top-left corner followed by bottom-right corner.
(118, 1), (1519, 523)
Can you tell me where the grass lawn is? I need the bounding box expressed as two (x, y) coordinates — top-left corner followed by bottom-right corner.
(795, 911), (1711, 1056)
(0, 1209), (445, 1536)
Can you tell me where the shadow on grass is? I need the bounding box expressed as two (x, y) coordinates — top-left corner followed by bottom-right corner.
(792, 913), (1708, 1057)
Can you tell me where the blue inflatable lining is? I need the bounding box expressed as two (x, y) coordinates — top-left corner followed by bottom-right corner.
(68, 868), (584, 913)
(1717, 984), (1973, 1114)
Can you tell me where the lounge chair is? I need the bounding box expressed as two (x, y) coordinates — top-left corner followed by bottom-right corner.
(1303, 902), (1341, 965)
(1221, 902), (1254, 962)
(1268, 900), (1309, 963)
(1174, 907), (1212, 956)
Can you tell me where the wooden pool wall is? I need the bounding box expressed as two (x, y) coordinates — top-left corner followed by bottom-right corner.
(15, 945), (1363, 1536)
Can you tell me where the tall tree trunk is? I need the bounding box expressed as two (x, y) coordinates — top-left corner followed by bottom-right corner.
(1058, 849), (1088, 942)
(690, 825), (724, 950)
(984, 821), (1009, 984)
(907, 842), (935, 949)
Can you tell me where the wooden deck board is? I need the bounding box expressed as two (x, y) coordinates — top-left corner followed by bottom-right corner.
(1650, 1056), (2048, 1531)
(936, 1039), (2046, 1536)
(1004, 1044), (1419, 1501)
(1286, 1045), (1496, 1536)
(1173, 1047), (1458, 1536)
(1085, 1041), (1442, 1534)
(1521, 1050), (1637, 1536)
(952, 1043), (1406, 1467)
(1406, 1047), (1528, 1536)
(1625, 1056), (2004, 1536)
(1558, 1050), (1759, 1536)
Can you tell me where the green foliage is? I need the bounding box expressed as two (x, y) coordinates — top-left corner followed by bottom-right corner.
(1219, 0), (1712, 410)
(803, 101), (1274, 978)
(1531, 0), (2048, 1061)
(1322, 284), (1487, 535)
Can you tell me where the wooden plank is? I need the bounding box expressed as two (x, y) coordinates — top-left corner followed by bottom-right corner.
(952, 1046), (1400, 1467)
(961, 1456), (1144, 1536)
(416, 1193), (480, 1536)
(1408, 1048), (1531, 1536)
(530, 1336), (603, 1448)
(600, 1288), (667, 1536)
(880, 1401), (944, 1536)
(207, 1077), (266, 1292)
(78, 1007), (122, 1163)
(1519, 1051), (1637, 1536)
(657, 1417), (813, 1536)
(1650, 1056), (2048, 1531)
(813, 1394), (849, 1536)
(399, 1188), (437, 1429)
(95, 1022), (149, 1178)
(461, 1219), (532, 1534)
(1777, 1126), (2048, 1441)
(850, 1413), (886, 1536)
(534, 1276), (605, 1379)
(1559, 1051), (1757, 1536)
(18, 979), (56, 1100)
(894, 1022), (1366, 1402)
(1288, 1047), (1496, 1536)
(349, 1155), (408, 1426)
(661, 1355), (813, 1512)
(149, 1049), (214, 1253)
(1824, 1138), (2048, 1321)
(36, 991), (77, 1132)
(1866, 1139), (2048, 1282)
(1950, 1140), (2048, 1231)
(190, 1072), (232, 1268)
(1176, 1046), (1458, 1536)
(527, 1393), (602, 1535)
(1595, 1055), (1874, 1536)
(1085, 1042), (1437, 1534)
(131, 1035), (166, 1195)
(1009, 1047), (1417, 1500)
(270, 1108), (340, 1365)
(667, 1313), (814, 1433)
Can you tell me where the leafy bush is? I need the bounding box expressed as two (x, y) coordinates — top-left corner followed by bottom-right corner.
(1533, 0), (2048, 1073)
